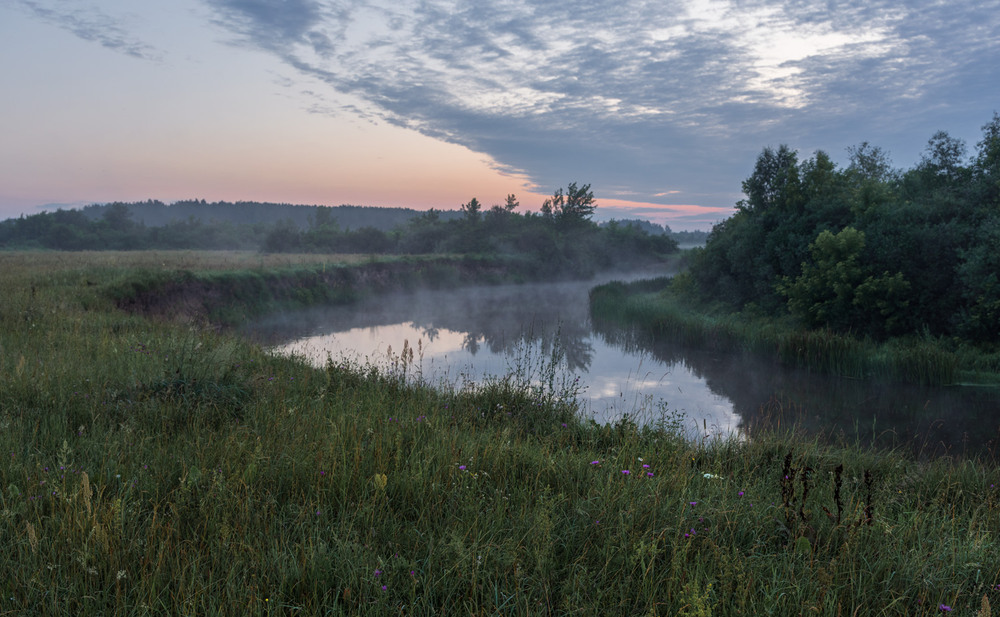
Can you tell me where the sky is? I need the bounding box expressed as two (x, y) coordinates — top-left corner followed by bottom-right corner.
(2, 0), (998, 231)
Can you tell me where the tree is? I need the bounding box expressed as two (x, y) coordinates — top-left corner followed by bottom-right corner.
(800, 151), (839, 201)
(542, 182), (597, 226)
(311, 206), (338, 231)
(918, 131), (968, 188)
(560, 182), (597, 224)
(846, 142), (895, 184)
(778, 227), (911, 336)
(504, 194), (520, 213)
(460, 197), (482, 223)
(738, 145), (800, 213)
(973, 112), (1000, 205)
(101, 202), (135, 232)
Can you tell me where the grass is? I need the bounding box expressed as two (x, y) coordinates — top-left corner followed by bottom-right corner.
(590, 278), (1000, 386)
(2, 250), (999, 615)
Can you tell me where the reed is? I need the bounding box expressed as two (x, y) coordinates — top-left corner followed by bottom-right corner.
(1, 251), (998, 615)
(590, 278), (985, 385)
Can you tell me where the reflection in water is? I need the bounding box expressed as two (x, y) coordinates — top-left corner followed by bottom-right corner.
(591, 317), (1000, 459)
(243, 275), (1000, 458)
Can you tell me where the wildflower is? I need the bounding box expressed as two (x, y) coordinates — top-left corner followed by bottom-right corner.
(647, 472), (654, 477)
(374, 570), (382, 578)
(381, 585), (387, 591)
(642, 464), (650, 469)
(590, 460), (600, 465)
(459, 465), (466, 471)
(738, 491), (745, 497)
(621, 470), (630, 475)
(689, 501), (697, 506)
(939, 605), (952, 612)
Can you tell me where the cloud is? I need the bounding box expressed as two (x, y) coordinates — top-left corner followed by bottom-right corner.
(207, 0), (325, 50)
(16, 0), (162, 60)
(195, 1), (1000, 211)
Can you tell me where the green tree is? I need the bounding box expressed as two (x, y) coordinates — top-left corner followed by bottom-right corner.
(846, 142), (895, 184)
(972, 112), (1000, 206)
(460, 197), (482, 223)
(738, 145), (801, 213)
(101, 202), (135, 232)
(542, 183), (597, 226)
(778, 227), (911, 336)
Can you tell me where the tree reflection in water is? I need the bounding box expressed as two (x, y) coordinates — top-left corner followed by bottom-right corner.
(245, 275), (1000, 459)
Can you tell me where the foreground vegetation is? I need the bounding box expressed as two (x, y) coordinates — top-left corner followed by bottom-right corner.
(3, 251), (999, 615)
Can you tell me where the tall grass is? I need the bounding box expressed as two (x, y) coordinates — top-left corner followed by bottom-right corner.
(589, 278), (988, 386)
(2, 251), (999, 615)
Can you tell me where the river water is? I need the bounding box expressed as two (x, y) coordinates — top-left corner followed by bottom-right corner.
(242, 273), (1000, 458)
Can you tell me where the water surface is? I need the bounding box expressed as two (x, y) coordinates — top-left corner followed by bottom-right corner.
(243, 275), (1000, 457)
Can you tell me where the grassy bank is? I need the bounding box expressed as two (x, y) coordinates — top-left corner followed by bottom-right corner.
(2, 251), (999, 615)
(96, 252), (554, 327)
(590, 277), (1000, 386)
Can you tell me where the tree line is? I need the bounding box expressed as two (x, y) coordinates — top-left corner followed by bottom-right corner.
(0, 184), (680, 277)
(683, 112), (1000, 344)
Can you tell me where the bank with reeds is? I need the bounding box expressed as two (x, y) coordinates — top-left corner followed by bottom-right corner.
(2, 251), (999, 615)
(590, 277), (1000, 386)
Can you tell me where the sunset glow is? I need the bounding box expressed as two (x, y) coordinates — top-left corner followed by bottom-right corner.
(2, 0), (997, 230)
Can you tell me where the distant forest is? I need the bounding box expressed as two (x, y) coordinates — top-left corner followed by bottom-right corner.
(683, 112), (1000, 343)
(0, 185), (687, 277)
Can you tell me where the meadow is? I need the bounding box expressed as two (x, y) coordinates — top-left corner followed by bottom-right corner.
(2, 251), (999, 615)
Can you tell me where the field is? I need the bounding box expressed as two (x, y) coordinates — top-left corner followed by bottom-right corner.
(2, 251), (999, 615)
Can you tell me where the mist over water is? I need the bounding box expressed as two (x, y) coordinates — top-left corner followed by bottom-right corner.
(243, 272), (1000, 457)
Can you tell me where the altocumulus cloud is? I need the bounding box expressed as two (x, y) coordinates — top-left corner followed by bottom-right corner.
(16, 0), (1000, 214)
(203, 0), (1000, 208)
(15, 0), (162, 60)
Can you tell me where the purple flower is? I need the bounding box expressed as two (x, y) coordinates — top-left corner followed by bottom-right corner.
(642, 464), (650, 469)
(590, 460), (600, 465)
(738, 491), (744, 497)
(689, 501), (698, 506)
(459, 465), (466, 471)
(647, 472), (654, 477)
(939, 605), (952, 612)
(621, 470), (630, 475)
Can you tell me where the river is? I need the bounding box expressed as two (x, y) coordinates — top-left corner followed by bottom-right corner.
(241, 272), (1000, 458)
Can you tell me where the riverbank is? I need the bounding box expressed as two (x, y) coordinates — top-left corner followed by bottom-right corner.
(590, 277), (1000, 387)
(2, 251), (999, 615)
(104, 252), (563, 327)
